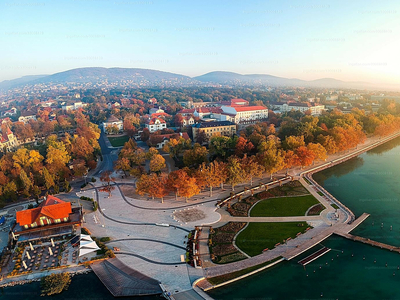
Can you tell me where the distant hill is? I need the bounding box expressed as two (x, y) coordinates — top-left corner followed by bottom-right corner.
(0, 68), (374, 91)
(194, 71), (370, 89)
(29, 67), (196, 85)
(0, 75), (48, 90)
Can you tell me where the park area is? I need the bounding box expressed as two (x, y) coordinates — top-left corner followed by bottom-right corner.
(107, 135), (129, 147)
(249, 195), (319, 217)
(235, 222), (310, 256)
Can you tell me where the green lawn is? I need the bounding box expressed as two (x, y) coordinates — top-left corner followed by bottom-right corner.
(236, 222), (309, 256)
(250, 195), (319, 217)
(108, 135), (129, 147)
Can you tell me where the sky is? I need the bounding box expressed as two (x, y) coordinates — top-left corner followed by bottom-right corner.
(1, 0), (400, 85)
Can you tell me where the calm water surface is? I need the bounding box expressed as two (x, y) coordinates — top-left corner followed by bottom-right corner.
(208, 136), (400, 300)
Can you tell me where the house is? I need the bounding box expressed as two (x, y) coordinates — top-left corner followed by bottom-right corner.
(148, 98), (157, 104)
(18, 110), (37, 124)
(107, 101), (121, 109)
(62, 102), (87, 112)
(1, 107), (17, 117)
(145, 117), (167, 133)
(182, 115), (195, 127)
(0, 126), (18, 151)
(192, 121), (237, 142)
(149, 132), (190, 149)
(103, 115), (123, 133)
(14, 195), (82, 240)
(149, 107), (164, 115)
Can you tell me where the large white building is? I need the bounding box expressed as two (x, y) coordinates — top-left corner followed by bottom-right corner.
(216, 105), (268, 125)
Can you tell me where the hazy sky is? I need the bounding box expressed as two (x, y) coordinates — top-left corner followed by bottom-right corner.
(1, 0), (399, 84)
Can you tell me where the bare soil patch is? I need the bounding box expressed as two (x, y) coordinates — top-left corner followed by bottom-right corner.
(174, 208), (206, 223)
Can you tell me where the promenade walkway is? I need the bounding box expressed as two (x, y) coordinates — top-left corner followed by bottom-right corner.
(220, 215), (322, 223)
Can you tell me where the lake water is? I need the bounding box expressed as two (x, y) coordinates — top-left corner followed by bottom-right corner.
(208, 136), (400, 300)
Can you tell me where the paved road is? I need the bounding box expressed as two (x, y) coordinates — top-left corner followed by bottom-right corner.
(93, 130), (119, 176)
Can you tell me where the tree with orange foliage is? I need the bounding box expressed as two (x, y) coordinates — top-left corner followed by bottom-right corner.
(283, 150), (299, 173)
(179, 176), (200, 202)
(307, 143), (327, 162)
(241, 154), (264, 186)
(235, 136), (254, 158)
(166, 169), (189, 200)
(295, 146), (315, 168)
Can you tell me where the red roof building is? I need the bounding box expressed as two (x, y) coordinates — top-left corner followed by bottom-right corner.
(16, 196), (73, 229)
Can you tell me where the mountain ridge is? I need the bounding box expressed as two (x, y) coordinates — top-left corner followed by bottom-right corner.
(0, 67), (374, 90)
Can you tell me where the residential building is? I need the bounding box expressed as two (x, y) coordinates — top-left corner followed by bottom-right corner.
(0, 126), (18, 151)
(107, 101), (121, 109)
(149, 107), (164, 115)
(62, 102), (87, 111)
(1, 107), (17, 117)
(182, 115), (195, 127)
(14, 195), (82, 240)
(18, 110), (37, 124)
(145, 117), (167, 133)
(103, 115), (123, 133)
(149, 132), (190, 149)
(192, 121), (237, 142)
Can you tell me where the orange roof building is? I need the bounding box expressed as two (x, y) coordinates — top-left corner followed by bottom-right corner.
(16, 195), (73, 229)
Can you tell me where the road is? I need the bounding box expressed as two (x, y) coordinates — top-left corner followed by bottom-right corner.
(93, 130), (120, 176)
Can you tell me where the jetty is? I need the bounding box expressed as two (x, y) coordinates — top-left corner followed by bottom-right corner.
(298, 247), (331, 266)
(283, 213), (370, 260)
(91, 258), (162, 297)
(335, 232), (400, 253)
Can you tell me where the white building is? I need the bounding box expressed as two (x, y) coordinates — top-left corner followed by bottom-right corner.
(103, 115), (123, 133)
(145, 117), (167, 133)
(62, 102), (87, 112)
(218, 105), (268, 125)
(18, 111), (37, 124)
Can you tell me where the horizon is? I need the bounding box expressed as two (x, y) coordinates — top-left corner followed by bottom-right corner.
(1, 0), (400, 86)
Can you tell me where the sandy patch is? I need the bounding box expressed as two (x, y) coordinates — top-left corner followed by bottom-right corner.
(173, 208), (206, 223)
(119, 185), (137, 199)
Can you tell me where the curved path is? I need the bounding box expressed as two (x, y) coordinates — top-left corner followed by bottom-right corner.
(115, 251), (186, 265)
(106, 238), (187, 251)
(92, 185), (190, 233)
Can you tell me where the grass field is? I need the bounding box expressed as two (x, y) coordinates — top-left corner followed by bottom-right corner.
(235, 222), (309, 256)
(250, 195), (319, 217)
(108, 135), (129, 147)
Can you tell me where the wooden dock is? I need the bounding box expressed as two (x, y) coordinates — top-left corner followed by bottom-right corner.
(298, 247), (331, 266)
(335, 232), (400, 253)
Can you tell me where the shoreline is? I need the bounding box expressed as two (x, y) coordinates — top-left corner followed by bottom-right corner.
(200, 130), (400, 292)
